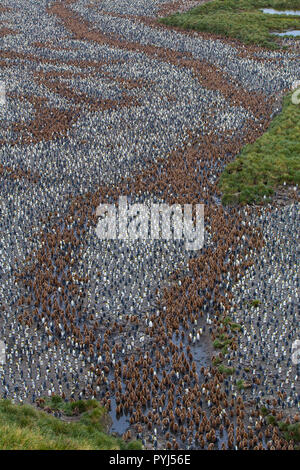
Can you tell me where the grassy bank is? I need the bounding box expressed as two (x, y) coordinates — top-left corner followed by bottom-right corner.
(160, 0), (300, 48)
(0, 398), (142, 450)
(261, 408), (300, 448)
(219, 92), (300, 204)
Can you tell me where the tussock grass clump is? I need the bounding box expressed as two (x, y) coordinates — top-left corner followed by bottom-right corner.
(213, 338), (232, 349)
(218, 365), (235, 376)
(236, 379), (245, 391)
(278, 421), (300, 442)
(249, 299), (261, 307)
(39, 395), (99, 416)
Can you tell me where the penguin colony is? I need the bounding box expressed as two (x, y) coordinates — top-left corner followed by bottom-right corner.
(0, 0), (299, 450)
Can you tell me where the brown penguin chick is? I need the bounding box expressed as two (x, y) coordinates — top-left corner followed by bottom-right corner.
(173, 440), (179, 450)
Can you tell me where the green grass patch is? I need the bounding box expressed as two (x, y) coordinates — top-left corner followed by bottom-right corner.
(223, 316), (243, 332)
(0, 399), (142, 450)
(260, 410), (300, 447)
(278, 421), (300, 442)
(260, 408), (300, 445)
(249, 299), (261, 307)
(160, 0), (300, 49)
(236, 379), (245, 391)
(230, 322), (243, 332)
(266, 414), (278, 425)
(39, 396), (100, 416)
(213, 338), (232, 349)
(260, 405), (270, 416)
(220, 93), (300, 204)
(218, 365), (235, 375)
(212, 356), (222, 366)
(212, 317), (243, 361)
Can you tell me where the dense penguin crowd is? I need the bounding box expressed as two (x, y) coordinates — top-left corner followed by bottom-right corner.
(0, 0), (299, 450)
(230, 204), (299, 416)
